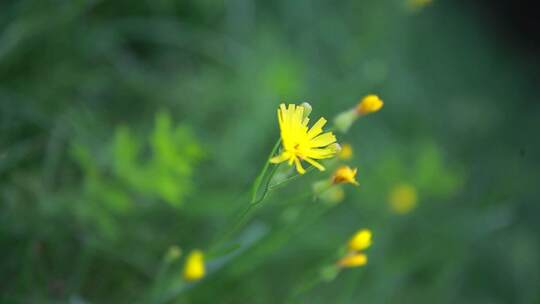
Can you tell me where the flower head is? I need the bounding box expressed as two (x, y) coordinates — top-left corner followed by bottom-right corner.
(356, 95), (384, 115)
(183, 250), (205, 282)
(338, 143), (353, 160)
(270, 104), (338, 174)
(338, 252), (367, 268)
(332, 166), (359, 185)
(389, 183), (418, 214)
(348, 229), (372, 251)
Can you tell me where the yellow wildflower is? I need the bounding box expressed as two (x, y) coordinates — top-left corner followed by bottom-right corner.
(332, 166), (359, 185)
(183, 250), (205, 282)
(348, 229), (372, 252)
(356, 95), (384, 115)
(270, 104), (338, 174)
(338, 253), (367, 268)
(389, 183), (418, 214)
(338, 143), (353, 160)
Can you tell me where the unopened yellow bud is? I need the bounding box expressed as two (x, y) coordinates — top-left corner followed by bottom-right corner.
(183, 250), (205, 282)
(332, 166), (359, 186)
(339, 143), (353, 160)
(389, 183), (418, 214)
(338, 253), (368, 268)
(356, 95), (384, 115)
(348, 229), (372, 251)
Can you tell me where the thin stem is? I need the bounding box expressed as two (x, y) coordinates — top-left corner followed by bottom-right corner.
(268, 167), (315, 191)
(251, 139), (281, 203)
(210, 139), (280, 253)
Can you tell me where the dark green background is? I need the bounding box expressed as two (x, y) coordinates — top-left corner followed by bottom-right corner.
(1, 0), (539, 303)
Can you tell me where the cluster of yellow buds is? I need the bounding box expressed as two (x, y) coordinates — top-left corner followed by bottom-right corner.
(334, 95), (384, 133)
(337, 229), (372, 268)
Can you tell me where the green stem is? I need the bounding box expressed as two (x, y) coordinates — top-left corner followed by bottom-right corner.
(251, 139), (281, 204)
(210, 139), (280, 253)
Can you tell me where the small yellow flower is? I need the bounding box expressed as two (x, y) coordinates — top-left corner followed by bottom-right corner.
(356, 95), (384, 115)
(389, 183), (418, 214)
(183, 250), (205, 282)
(270, 104), (338, 174)
(338, 143), (353, 160)
(348, 229), (372, 251)
(332, 166), (359, 185)
(338, 253), (368, 268)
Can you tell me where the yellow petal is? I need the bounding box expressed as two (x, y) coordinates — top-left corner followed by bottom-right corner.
(303, 156), (325, 171)
(270, 152), (290, 164)
(308, 132), (337, 148)
(306, 117), (327, 139)
(294, 157), (306, 174)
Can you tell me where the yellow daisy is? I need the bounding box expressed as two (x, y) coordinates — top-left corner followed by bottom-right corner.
(270, 104), (338, 174)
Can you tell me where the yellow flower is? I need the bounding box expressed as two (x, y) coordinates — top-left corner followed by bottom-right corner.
(389, 183), (418, 214)
(338, 143), (353, 160)
(332, 166), (359, 185)
(356, 95), (384, 115)
(338, 253), (367, 268)
(348, 229), (372, 251)
(183, 250), (205, 282)
(270, 104), (338, 174)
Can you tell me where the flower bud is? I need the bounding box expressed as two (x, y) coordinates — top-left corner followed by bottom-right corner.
(338, 253), (368, 268)
(183, 250), (205, 282)
(338, 143), (353, 160)
(356, 95), (384, 115)
(389, 183), (418, 214)
(348, 229), (372, 251)
(333, 109), (357, 133)
(332, 166), (359, 186)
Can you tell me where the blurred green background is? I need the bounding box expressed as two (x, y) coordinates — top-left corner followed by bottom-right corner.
(1, 0), (539, 303)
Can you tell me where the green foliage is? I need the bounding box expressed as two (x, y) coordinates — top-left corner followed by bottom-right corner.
(70, 111), (202, 240)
